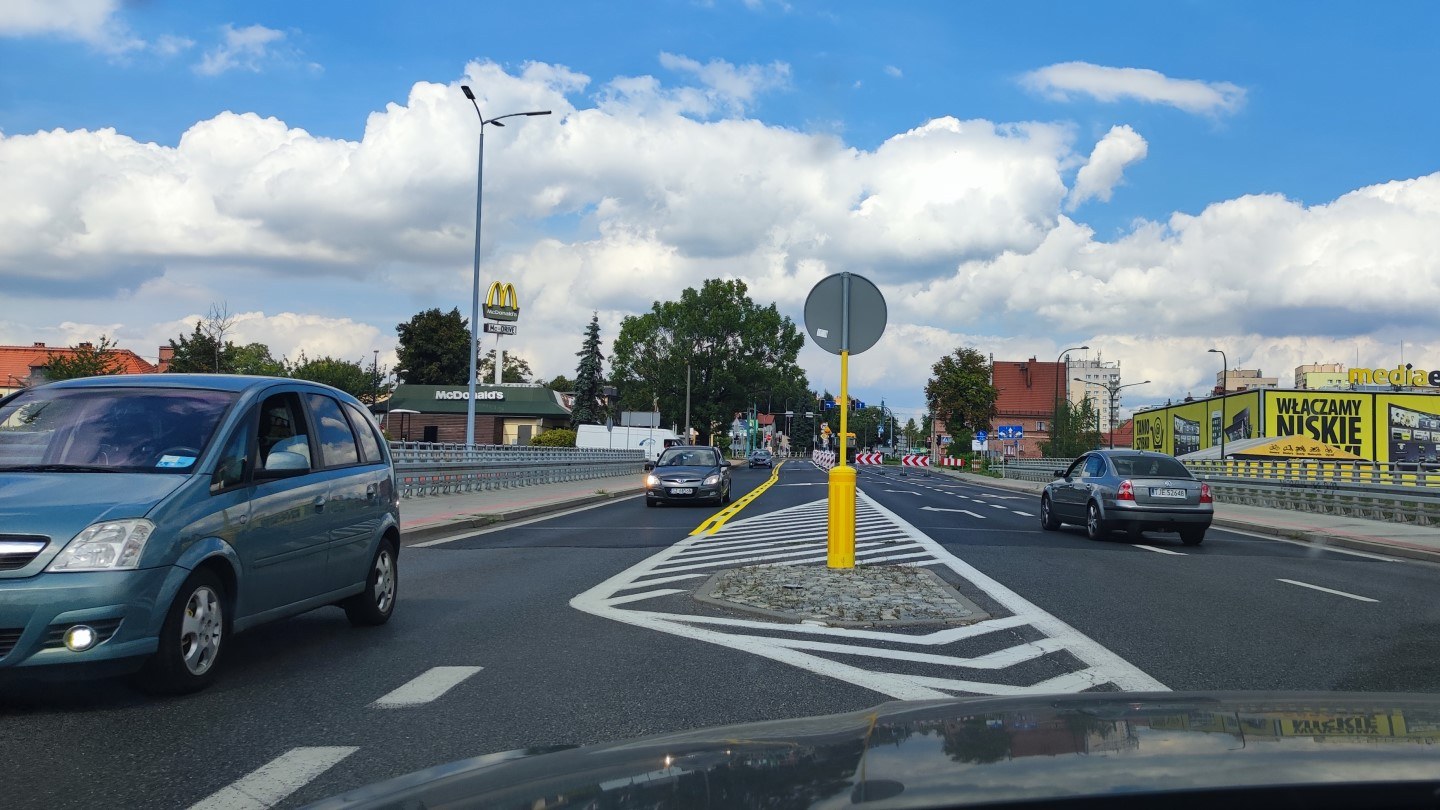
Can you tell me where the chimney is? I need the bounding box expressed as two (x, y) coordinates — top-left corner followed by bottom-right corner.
(158, 345), (174, 372)
(78, 341), (93, 349)
(33, 342), (45, 348)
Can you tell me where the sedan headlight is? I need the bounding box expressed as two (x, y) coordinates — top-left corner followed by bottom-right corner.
(703, 473), (722, 485)
(646, 474), (660, 486)
(47, 519), (155, 572)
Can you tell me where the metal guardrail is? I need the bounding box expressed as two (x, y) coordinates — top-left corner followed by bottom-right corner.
(993, 456), (1440, 525)
(389, 442), (644, 499)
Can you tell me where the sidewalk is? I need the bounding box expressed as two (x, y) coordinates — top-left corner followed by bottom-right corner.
(933, 468), (1440, 564)
(400, 474), (642, 545)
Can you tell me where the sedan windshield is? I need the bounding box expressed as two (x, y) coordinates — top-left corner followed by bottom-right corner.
(658, 448), (717, 467)
(0, 387), (237, 473)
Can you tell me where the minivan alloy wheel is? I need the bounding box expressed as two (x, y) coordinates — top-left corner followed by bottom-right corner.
(373, 549), (396, 613)
(180, 585), (223, 676)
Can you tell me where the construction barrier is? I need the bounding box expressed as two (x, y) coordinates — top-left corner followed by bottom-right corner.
(812, 450), (837, 469)
(901, 454), (931, 467)
(854, 453), (884, 464)
(938, 457), (965, 467)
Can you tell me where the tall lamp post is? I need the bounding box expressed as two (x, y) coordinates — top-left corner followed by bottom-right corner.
(1054, 345), (1090, 443)
(1076, 378), (1151, 448)
(460, 85), (551, 446)
(1208, 348), (1228, 462)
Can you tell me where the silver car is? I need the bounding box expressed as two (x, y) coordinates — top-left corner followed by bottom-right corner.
(1039, 450), (1212, 545)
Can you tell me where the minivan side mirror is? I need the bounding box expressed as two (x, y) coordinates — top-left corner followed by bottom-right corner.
(1053, 470), (1066, 478)
(256, 450), (309, 479)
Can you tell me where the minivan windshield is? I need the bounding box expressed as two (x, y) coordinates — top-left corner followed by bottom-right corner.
(0, 387), (237, 473)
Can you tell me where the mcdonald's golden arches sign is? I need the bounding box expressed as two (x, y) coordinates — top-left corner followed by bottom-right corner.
(483, 281), (519, 322)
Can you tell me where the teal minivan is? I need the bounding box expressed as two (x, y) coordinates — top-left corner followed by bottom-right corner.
(0, 375), (400, 694)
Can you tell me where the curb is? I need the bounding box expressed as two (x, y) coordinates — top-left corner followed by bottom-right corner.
(401, 487), (642, 545)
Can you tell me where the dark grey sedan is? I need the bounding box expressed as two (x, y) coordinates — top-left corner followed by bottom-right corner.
(644, 446), (732, 507)
(1040, 450), (1213, 544)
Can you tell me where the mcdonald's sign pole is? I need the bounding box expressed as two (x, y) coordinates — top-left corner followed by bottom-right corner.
(483, 282), (520, 385)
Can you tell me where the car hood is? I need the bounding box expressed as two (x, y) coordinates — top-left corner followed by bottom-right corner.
(0, 472), (187, 571)
(651, 465), (722, 477)
(304, 692), (1440, 809)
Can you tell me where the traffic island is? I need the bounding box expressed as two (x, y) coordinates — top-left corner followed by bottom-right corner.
(694, 564), (989, 628)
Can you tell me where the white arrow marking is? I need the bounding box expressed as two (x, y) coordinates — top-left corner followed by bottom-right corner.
(919, 506), (986, 518)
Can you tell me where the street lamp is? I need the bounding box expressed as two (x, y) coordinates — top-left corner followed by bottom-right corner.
(1208, 348), (1228, 461)
(460, 84), (552, 446)
(1076, 378), (1151, 448)
(1054, 345), (1090, 440)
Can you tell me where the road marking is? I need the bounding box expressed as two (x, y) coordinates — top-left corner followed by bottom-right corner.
(1012, 511), (1035, 517)
(919, 506), (985, 518)
(603, 588), (687, 605)
(189, 747), (358, 810)
(1213, 527), (1402, 562)
(882, 489), (921, 494)
(1276, 579), (1379, 602)
(690, 462), (784, 536)
(1135, 544), (1187, 556)
(372, 666), (484, 708)
(987, 503), (1008, 509)
(409, 495), (641, 547)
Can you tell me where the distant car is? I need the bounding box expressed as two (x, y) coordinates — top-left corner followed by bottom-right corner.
(645, 446), (732, 507)
(0, 375), (400, 694)
(1039, 449), (1212, 545)
(747, 450), (773, 469)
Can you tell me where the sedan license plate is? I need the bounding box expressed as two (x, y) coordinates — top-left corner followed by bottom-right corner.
(1151, 487), (1187, 498)
(669, 487), (694, 495)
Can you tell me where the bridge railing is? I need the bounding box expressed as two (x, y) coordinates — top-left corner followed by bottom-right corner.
(388, 442), (644, 499)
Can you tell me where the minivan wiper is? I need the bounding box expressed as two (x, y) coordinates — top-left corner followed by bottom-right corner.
(0, 464), (124, 473)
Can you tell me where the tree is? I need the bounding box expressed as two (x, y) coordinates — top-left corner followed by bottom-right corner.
(610, 279), (806, 445)
(167, 322), (228, 373)
(478, 350), (534, 384)
(544, 374), (573, 392)
(1040, 396), (1104, 456)
(287, 353), (390, 402)
(41, 336), (128, 381)
(395, 308), (471, 385)
(570, 313), (607, 428)
(925, 347), (998, 436)
(530, 428), (576, 447)
(904, 417), (922, 449)
(231, 342), (286, 376)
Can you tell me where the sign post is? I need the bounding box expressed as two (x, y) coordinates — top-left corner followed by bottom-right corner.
(483, 281), (520, 384)
(804, 272), (887, 569)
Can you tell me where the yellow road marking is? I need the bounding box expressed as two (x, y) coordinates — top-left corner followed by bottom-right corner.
(690, 461), (785, 536)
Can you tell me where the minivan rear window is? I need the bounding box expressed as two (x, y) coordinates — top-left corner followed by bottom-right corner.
(0, 387), (236, 473)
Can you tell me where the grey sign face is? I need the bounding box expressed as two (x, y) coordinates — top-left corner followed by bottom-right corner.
(803, 272), (887, 356)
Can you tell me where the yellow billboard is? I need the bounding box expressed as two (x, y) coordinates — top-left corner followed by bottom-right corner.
(1262, 391), (1372, 459)
(1377, 393), (1440, 464)
(1216, 390), (1261, 445)
(1131, 409), (1168, 454)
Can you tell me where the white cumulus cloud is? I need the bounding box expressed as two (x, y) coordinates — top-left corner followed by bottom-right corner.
(1067, 124), (1148, 209)
(1022, 61), (1246, 116)
(0, 0), (142, 53)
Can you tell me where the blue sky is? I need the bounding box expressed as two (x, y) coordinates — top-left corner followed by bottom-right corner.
(3, 1), (1439, 422)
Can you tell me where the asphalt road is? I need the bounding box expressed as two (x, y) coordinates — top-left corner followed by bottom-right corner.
(5, 459), (1440, 809)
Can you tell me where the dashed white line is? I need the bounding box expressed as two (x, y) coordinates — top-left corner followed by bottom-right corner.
(1012, 511), (1035, 517)
(1276, 578), (1379, 603)
(1135, 544), (1187, 556)
(189, 747), (359, 810)
(372, 666), (484, 708)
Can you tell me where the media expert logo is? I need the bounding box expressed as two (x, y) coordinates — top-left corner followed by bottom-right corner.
(483, 282), (519, 322)
(1349, 364), (1440, 387)
(435, 390), (505, 400)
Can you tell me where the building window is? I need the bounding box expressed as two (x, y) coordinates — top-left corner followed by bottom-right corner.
(1036, 420), (1047, 431)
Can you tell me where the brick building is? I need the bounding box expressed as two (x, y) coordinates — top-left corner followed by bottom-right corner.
(989, 357), (1064, 458)
(1, 342), (164, 396)
(375, 383), (572, 444)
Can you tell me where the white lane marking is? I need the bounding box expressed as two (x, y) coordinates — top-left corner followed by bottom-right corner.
(1012, 511), (1035, 517)
(895, 667), (1106, 696)
(1136, 544), (1188, 556)
(882, 489), (921, 494)
(859, 492), (1167, 692)
(189, 747), (359, 810)
(604, 588), (687, 605)
(1214, 526), (1401, 562)
(770, 636), (1067, 669)
(988, 504), (1008, 510)
(409, 495), (641, 547)
(614, 572), (710, 590)
(1276, 579), (1379, 603)
(919, 506), (986, 519)
(651, 610), (1031, 643)
(372, 666), (484, 708)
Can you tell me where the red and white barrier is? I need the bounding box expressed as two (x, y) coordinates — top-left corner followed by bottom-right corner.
(812, 450), (837, 469)
(854, 452), (884, 464)
(938, 457), (965, 467)
(901, 454), (931, 467)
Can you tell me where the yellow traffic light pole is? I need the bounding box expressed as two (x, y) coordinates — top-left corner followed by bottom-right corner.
(827, 350), (856, 568)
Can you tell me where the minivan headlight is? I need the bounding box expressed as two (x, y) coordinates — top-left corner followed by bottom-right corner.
(704, 474), (722, 485)
(47, 519), (155, 572)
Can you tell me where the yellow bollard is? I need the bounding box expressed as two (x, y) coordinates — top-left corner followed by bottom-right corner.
(827, 465), (857, 568)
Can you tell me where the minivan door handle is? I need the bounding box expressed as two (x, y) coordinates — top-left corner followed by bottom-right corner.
(365, 483), (378, 500)
(313, 496), (326, 512)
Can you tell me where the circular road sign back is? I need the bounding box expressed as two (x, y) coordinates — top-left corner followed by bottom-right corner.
(803, 272), (887, 356)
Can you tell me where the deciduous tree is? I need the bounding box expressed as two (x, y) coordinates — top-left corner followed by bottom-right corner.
(924, 347), (998, 436)
(42, 336), (127, 381)
(395, 308), (471, 385)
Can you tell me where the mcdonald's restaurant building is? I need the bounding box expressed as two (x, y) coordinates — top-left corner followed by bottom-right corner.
(376, 384), (573, 445)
